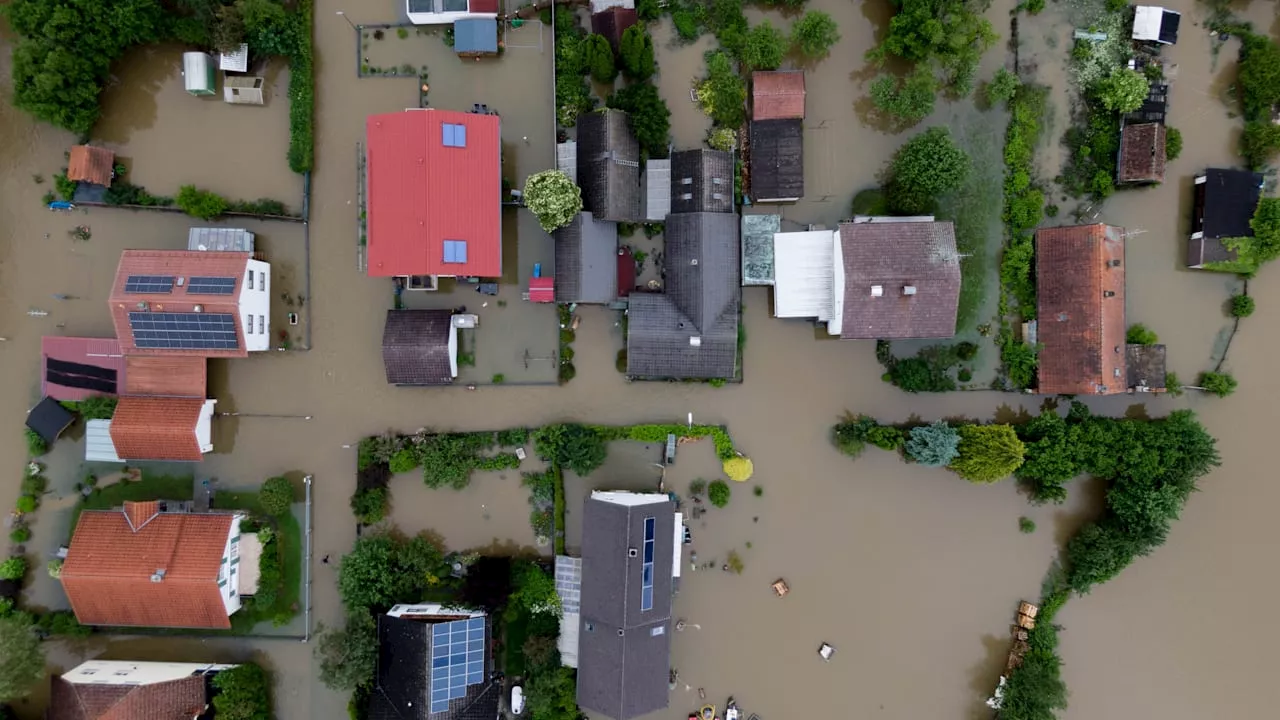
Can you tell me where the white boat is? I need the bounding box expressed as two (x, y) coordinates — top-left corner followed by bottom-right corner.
(725, 698), (740, 720)
(511, 686), (524, 715)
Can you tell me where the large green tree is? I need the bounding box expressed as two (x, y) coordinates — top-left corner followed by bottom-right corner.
(607, 83), (671, 160)
(619, 25), (656, 81)
(338, 532), (450, 613)
(534, 424), (608, 476)
(740, 21), (788, 72)
(869, 66), (937, 127)
(1238, 33), (1280, 122)
(581, 33), (618, 84)
(949, 424), (1025, 483)
(868, 0), (995, 89)
(885, 126), (970, 215)
(211, 663), (270, 720)
(523, 170), (583, 233)
(0, 616), (43, 702)
(314, 612), (378, 692)
(696, 51), (748, 127)
(1093, 68), (1149, 113)
(790, 11), (840, 58)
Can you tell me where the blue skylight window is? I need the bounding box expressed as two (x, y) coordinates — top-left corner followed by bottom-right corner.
(442, 123), (467, 148)
(443, 240), (468, 264)
(641, 516), (655, 611)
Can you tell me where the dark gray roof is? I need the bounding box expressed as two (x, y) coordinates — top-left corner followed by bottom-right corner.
(1126, 343), (1167, 391)
(838, 220), (960, 339)
(554, 212), (619, 303)
(1188, 168), (1263, 267)
(371, 615), (500, 720)
(382, 310), (454, 386)
(670, 149), (734, 214)
(577, 496), (675, 720)
(627, 212), (740, 379)
(577, 109), (642, 222)
(27, 396), (74, 444)
(749, 119), (804, 202)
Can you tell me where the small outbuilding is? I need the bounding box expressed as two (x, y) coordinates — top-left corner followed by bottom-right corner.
(382, 309), (458, 386)
(750, 119), (804, 203)
(752, 71), (806, 121)
(26, 397), (75, 446)
(453, 18), (499, 57)
(741, 213), (781, 286)
(1133, 6), (1180, 45)
(67, 145), (116, 187)
(219, 43), (249, 72)
(1127, 344), (1168, 393)
(223, 76), (265, 105)
(1188, 168), (1265, 269)
(1118, 122), (1166, 184)
(183, 52), (216, 96)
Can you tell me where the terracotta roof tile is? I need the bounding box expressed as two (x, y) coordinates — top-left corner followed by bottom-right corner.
(109, 396), (207, 461)
(123, 356), (207, 397)
(837, 221), (961, 338)
(67, 145), (115, 186)
(1035, 224), (1127, 395)
(1118, 123), (1165, 183)
(62, 509), (235, 628)
(108, 250), (251, 358)
(49, 673), (210, 720)
(752, 71), (806, 120)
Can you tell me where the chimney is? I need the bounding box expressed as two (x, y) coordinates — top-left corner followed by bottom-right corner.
(870, 285), (884, 297)
(903, 285), (917, 296)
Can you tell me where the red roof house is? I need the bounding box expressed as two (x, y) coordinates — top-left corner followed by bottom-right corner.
(752, 71), (806, 121)
(1035, 224), (1127, 395)
(67, 145), (115, 186)
(108, 250), (272, 358)
(109, 397), (214, 462)
(366, 109), (502, 278)
(61, 502), (242, 629)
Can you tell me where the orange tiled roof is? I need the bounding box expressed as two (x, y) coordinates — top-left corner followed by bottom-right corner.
(1036, 224), (1127, 395)
(48, 674), (210, 720)
(752, 71), (806, 121)
(67, 145), (115, 186)
(109, 396), (207, 461)
(108, 250), (251, 358)
(61, 504), (235, 629)
(123, 356), (207, 398)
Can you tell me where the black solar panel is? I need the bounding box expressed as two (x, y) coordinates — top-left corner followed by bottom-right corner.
(124, 275), (175, 293)
(128, 312), (240, 350)
(186, 276), (238, 295)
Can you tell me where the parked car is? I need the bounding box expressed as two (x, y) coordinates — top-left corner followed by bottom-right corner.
(511, 686), (524, 715)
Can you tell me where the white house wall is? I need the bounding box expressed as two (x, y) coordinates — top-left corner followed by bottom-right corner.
(63, 660), (237, 686)
(828, 231), (846, 336)
(241, 259), (271, 352)
(196, 400), (217, 454)
(218, 514), (244, 617)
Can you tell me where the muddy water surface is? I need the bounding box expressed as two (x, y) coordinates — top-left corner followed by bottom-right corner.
(3, 2), (1280, 720)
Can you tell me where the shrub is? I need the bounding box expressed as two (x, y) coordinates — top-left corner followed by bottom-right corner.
(0, 557), (28, 581)
(607, 83), (671, 159)
(1238, 33), (1280, 122)
(212, 663), (272, 720)
(9, 527), (31, 544)
(1125, 323), (1158, 345)
(851, 188), (888, 216)
(1093, 68), (1149, 113)
(176, 185), (228, 220)
(707, 480), (731, 508)
(869, 67), (937, 127)
(866, 425), (904, 451)
(534, 424), (608, 476)
(259, 476), (294, 516)
(886, 127), (969, 215)
(725, 549), (744, 574)
(1241, 120), (1280, 169)
(986, 68), (1020, 104)
(15, 496), (37, 514)
(24, 429), (47, 457)
(350, 487), (388, 525)
(672, 10), (699, 42)
(581, 34), (617, 83)
(707, 126), (737, 151)
(722, 456), (754, 482)
(498, 428), (530, 447)
(790, 11), (840, 58)
(1230, 294), (1256, 317)
(689, 479), (707, 496)
(74, 395), (117, 420)
(1198, 371), (1237, 397)
(389, 448), (419, 474)
(956, 342), (978, 360)
(48, 559), (63, 578)
(53, 172), (78, 201)
(696, 51), (747, 127)
(889, 356), (956, 393)
(740, 21), (787, 71)
(637, 0), (662, 21)
(832, 415), (875, 459)
(1165, 126), (1182, 161)
(524, 170), (583, 232)
(950, 424), (1025, 483)
(905, 421), (961, 467)
(619, 25), (656, 80)
(559, 362), (577, 382)
(1019, 516), (1036, 533)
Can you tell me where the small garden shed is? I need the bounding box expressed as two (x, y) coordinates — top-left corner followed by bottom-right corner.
(453, 18), (498, 57)
(223, 76), (265, 105)
(183, 52), (216, 96)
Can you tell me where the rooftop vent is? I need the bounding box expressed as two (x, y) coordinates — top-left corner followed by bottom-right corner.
(1108, 259), (1122, 268)
(193, 305), (204, 313)
(1057, 312), (1069, 321)
(681, 177), (693, 185)
(691, 259), (699, 265)
(903, 285), (917, 296)
(690, 336), (702, 347)
(176, 277), (185, 287)
(1103, 290), (1116, 298)
(871, 285), (884, 297)
(150, 569), (166, 583)
(135, 301), (149, 311)
(628, 548), (638, 558)
(617, 629), (625, 637)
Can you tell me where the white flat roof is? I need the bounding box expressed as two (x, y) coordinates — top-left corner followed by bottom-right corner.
(772, 230), (836, 320)
(590, 490), (670, 506)
(85, 419), (122, 463)
(1133, 6), (1176, 42)
(237, 533), (262, 595)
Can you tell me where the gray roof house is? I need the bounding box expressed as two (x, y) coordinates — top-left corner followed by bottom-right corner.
(554, 212), (619, 304)
(749, 118), (803, 202)
(370, 604), (500, 720)
(670, 149), (734, 214)
(577, 109), (642, 222)
(577, 492), (679, 720)
(627, 212), (741, 379)
(382, 309), (457, 386)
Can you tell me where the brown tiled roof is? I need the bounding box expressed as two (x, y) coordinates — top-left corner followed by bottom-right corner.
(382, 309), (455, 385)
(48, 674), (210, 720)
(837, 221), (961, 339)
(61, 508), (235, 628)
(1118, 123), (1166, 183)
(109, 396), (206, 461)
(752, 71), (806, 120)
(124, 357), (207, 398)
(108, 250), (251, 358)
(1035, 224), (1127, 395)
(67, 145), (115, 186)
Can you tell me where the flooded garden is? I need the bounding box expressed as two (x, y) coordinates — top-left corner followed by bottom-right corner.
(2, 1), (1280, 720)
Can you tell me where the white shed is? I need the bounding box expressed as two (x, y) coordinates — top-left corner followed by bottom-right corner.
(1132, 6), (1181, 45)
(183, 52), (216, 96)
(219, 43), (249, 72)
(223, 76), (265, 105)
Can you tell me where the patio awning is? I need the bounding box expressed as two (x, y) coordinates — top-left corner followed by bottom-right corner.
(454, 18), (498, 54)
(529, 276), (555, 303)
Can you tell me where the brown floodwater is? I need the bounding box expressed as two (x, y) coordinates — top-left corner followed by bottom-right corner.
(3, 1), (1280, 719)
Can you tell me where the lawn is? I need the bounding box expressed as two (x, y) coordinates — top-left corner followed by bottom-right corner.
(217, 490), (304, 633)
(937, 117), (1003, 333)
(68, 472), (193, 538)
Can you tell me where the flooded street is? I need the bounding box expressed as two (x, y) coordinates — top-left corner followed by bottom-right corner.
(3, 1), (1280, 720)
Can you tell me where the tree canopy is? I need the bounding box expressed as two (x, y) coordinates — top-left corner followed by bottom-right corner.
(905, 421), (961, 467)
(1238, 33), (1280, 122)
(949, 424), (1025, 483)
(211, 663), (270, 720)
(259, 476), (293, 516)
(790, 11), (841, 58)
(697, 51), (748, 128)
(0, 616), (43, 702)
(869, 66), (937, 128)
(534, 424), (608, 476)
(338, 532), (451, 613)
(581, 33), (617, 83)
(619, 25), (656, 81)
(607, 83), (671, 160)
(867, 0), (995, 90)
(885, 127), (970, 215)
(1093, 68), (1149, 113)
(314, 612), (378, 692)
(524, 170), (583, 233)
(740, 21), (788, 72)
(510, 562), (561, 617)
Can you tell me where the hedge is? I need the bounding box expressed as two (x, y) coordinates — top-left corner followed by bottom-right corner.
(287, 0), (315, 173)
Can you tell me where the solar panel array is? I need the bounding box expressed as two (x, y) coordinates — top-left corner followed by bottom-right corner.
(124, 275), (175, 294)
(186, 276), (238, 295)
(128, 312), (240, 350)
(430, 617), (486, 713)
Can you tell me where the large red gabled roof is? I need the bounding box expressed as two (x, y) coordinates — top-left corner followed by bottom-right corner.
(366, 109), (502, 278)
